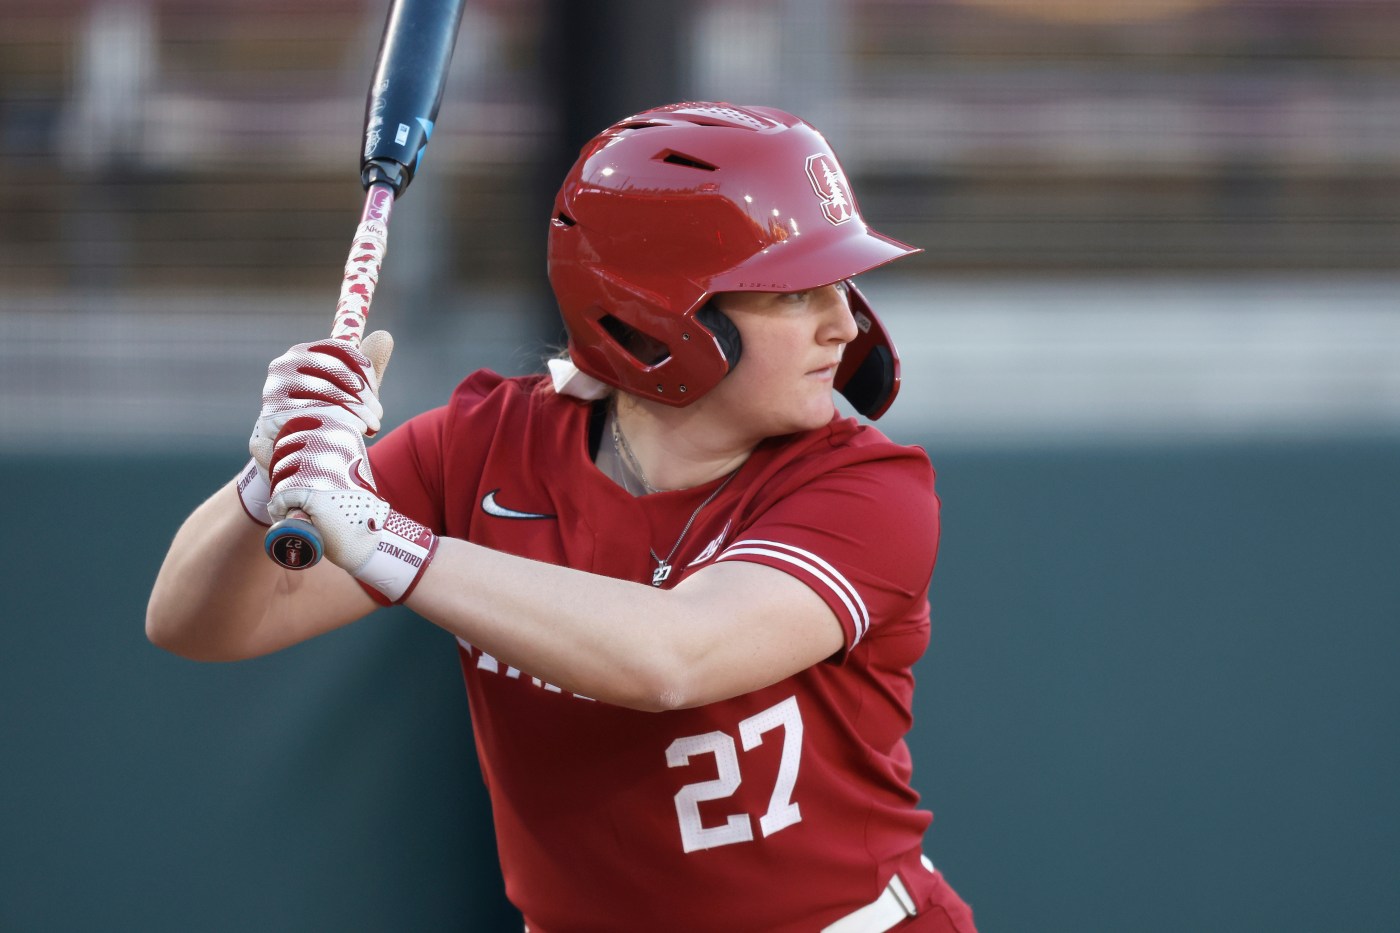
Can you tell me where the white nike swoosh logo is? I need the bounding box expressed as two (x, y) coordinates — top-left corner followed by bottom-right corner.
(481, 489), (555, 520)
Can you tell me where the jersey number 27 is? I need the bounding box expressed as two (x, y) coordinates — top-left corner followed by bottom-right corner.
(665, 695), (804, 853)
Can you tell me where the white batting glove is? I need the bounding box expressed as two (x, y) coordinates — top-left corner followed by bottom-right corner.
(249, 331), (395, 479)
(238, 330), (393, 528)
(267, 408), (436, 605)
(235, 457), (274, 526)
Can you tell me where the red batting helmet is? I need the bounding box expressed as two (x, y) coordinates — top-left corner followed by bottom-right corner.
(547, 101), (920, 419)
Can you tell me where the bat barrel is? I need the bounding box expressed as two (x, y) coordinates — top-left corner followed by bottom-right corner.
(361, 0), (468, 195)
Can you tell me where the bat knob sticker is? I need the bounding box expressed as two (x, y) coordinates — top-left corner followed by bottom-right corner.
(264, 517), (325, 570)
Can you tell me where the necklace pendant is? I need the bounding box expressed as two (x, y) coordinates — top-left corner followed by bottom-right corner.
(651, 562), (672, 587)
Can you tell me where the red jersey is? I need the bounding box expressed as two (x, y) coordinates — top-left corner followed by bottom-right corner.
(369, 372), (955, 932)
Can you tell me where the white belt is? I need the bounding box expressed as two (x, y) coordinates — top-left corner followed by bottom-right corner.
(821, 873), (917, 933)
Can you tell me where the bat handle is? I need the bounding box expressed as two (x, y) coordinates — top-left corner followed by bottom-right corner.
(265, 183), (394, 571)
(330, 183), (396, 346)
(264, 510), (324, 570)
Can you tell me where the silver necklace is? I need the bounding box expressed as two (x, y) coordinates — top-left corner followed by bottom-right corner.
(646, 469), (738, 585)
(610, 408), (662, 495)
(609, 405), (738, 585)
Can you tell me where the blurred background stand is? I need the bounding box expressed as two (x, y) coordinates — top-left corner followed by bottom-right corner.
(55, 0), (155, 290)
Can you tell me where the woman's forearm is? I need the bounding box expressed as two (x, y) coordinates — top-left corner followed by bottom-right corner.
(146, 478), (372, 661)
(406, 537), (841, 711)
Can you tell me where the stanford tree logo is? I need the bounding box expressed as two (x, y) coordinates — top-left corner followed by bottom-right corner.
(805, 153), (855, 226)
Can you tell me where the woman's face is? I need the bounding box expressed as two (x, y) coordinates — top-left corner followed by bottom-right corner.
(703, 282), (859, 438)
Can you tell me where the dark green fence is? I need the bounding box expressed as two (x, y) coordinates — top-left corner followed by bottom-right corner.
(4, 438), (1397, 931)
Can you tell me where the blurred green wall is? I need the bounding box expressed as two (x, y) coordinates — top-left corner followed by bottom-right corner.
(3, 439), (1397, 932)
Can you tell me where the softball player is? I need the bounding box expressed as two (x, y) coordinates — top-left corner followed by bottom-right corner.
(149, 102), (977, 932)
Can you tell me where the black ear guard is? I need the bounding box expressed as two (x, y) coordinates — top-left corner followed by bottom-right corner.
(694, 302), (743, 370)
(835, 281), (901, 419)
(696, 283), (900, 420)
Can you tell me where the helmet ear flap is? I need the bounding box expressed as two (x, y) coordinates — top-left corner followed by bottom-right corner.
(693, 290), (899, 418)
(839, 344), (897, 419)
(835, 281), (901, 420)
(694, 302), (743, 371)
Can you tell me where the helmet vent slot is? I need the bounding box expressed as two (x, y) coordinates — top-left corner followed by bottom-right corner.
(600, 314), (670, 366)
(659, 151), (718, 172)
(553, 211), (576, 227)
(618, 121), (663, 131)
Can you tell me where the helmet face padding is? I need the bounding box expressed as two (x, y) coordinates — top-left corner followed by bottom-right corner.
(548, 102), (919, 417)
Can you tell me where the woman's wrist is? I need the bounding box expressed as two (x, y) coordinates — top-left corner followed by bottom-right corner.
(234, 458), (273, 527)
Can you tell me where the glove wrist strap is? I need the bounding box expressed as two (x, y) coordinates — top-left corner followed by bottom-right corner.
(354, 511), (438, 606)
(236, 458), (273, 527)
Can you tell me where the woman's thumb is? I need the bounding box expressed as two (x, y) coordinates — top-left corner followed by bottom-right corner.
(360, 330), (395, 390)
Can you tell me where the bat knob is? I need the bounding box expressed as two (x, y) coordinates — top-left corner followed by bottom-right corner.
(265, 517), (325, 570)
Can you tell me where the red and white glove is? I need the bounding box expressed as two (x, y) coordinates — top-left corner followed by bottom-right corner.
(267, 410), (437, 605)
(248, 331), (434, 604)
(249, 332), (394, 474)
(237, 332), (392, 527)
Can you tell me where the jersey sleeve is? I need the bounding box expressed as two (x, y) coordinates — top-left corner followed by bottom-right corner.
(715, 449), (939, 655)
(366, 404), (449, 533)
(366, 369), (509, 534)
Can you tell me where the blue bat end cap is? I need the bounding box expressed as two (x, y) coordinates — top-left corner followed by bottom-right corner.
(265, 518), (325, 570)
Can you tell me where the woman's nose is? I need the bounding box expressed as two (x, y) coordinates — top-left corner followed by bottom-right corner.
(817, 283), (859, 343)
